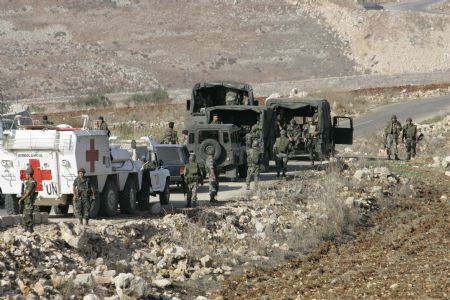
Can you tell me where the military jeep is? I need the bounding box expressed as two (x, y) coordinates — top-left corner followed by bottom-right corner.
(185, 123), (246, 179)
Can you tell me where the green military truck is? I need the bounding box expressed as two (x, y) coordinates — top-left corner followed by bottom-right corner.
(184, 123), (247, 179)
(265, 97), (353, 160)
(185, 81), (257, 126)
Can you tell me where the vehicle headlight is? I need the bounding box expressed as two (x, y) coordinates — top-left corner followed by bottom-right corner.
(1, 160), (13, 168)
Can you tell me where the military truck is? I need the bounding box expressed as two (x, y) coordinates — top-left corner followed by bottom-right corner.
(265, 97), (353, 159)
(185, 81), (257, 126)
(184, 123), (246, 178)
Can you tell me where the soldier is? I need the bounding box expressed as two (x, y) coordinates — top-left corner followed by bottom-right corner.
(287, 119), (301, 150)
(402, 117), (417, 160)
(98, 116), (111, 137)
(246, 140), (261, 190)
(18, 168), (37, 233)
(161, 122), (178, 144)
(210, 114), (221, 124)
(205, 149), (219, 203)
(384, 115), (402, 160)
(184, 154), (202, 207)
(140, 156), (157, 206)
(303, 120), (319, 165)
(273, 129), (290, 177)
(179, 130), (189, 146)
(42, 115), (54, 126)
(245, 124), (261, 149)
(225, 90), (238, 105)
(312, 106), (320, 124)
(73, 168), (95, 225)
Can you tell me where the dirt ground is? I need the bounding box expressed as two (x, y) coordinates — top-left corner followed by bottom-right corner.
(217, 166), (450, 299)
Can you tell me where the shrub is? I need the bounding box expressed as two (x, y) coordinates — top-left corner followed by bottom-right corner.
(70, 94), (112, 108)
(126, 89), (170, 105)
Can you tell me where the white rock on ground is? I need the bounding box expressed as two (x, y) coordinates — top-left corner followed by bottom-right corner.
(152, 278), (172, 288)
(114, 273), (149, 298)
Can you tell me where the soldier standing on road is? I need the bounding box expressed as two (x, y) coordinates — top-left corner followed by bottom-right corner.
(162, 122), (179, 144)
(273, 129), (290, 178)
(384, 115), (402, 160)
(205, 149), (219, 203)
(18, 168), (37, 233)
(179, 130), (189, 146)
(402, 117), (418, 160)
(73, 168), (95, 225)
(246, 140), (262, 190)
(184, 154), (202, 207)
(98, 116), (111, 137)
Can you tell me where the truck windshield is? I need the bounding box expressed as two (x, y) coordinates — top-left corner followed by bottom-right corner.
(199, 130), (219, 142)
(155, 147), (181, 165)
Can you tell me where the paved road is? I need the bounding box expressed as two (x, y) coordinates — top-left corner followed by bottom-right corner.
(382, 0), (447, 13)
(354, 95), (450, 137)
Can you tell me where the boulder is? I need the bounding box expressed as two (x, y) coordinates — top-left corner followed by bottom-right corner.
(114, 273), (149, 299)
(74, 273), (95, 287)
(353, 168), (371, 180)
(163, 246), (187, 261)
(200, 255), (213, 268)
(373, 167), (390, 178)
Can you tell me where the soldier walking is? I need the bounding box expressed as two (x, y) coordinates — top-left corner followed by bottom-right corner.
(19, 168), (37, 233)
(184, 154), (202, 207)
(402, 117), (418, 160)
(384, 115), (402, 160)
(246, 140), (262, 190)
(205, 149), (219, 203)
(73, 168), (95, 225)
(273, 129), (290, 177)
(162, 122), (178, 144)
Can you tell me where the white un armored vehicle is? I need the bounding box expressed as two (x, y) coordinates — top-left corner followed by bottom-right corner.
(0, 115), (170, 217)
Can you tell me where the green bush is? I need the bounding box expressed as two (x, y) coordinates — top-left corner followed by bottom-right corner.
(70, 94), (112, 108)
(126, 89), (169, 105)
(29, 104), (46, 112)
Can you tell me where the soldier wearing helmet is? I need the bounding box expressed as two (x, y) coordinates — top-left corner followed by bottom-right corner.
(18, 167), (37, 233)
(384, 114), (402, 160)
(273, 129), (290, 177)
(73, 167), (96, 225)
(287, 119), (301, 150)
(246, 140), (262, 190)
(205, 148), (219, 203)
(402, 117), (417, 160)
(184, 153), (203, 207)
(245, 123), (262, 149)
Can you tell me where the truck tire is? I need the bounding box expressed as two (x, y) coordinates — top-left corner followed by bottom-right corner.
(159, 179), (170, 205)
(5, 194), (19, 215)
(199, 139), (222, 161)
(89, 191), (101, 218)
(238, 164), (248, 178)
(120, 177), (138, 214)
(100, 179), (119, 217)
(54, 205), (69, 215)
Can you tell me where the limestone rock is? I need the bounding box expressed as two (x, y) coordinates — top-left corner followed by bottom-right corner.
(200, 255), (213, 268)
(114, 273), (149, 298)
(152, 278), (172, 288)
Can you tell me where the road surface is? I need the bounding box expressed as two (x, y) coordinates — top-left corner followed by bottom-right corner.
(354, 95), (450, 137)
(382, 0), (447, 13)
(1, 94), (449, 219)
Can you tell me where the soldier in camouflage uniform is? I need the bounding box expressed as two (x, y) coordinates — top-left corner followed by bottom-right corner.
(384, 115), (402, 160)
(42, 115), (54, 126)
(205, 149), (219, 203)
(273, 129), (290, 177)
(287, 119), (301, 150)
(246, 140), (262, 190)
(179, 130), (189, 146)
(245, 124), (261, 149)
(162, 122), (179, 144)
(184, 154), (202, 207)
(98, 116), (111, 137)
(210, 114), (221, 124)
(73, 168), (95, 225)
(303, 120), (319, 166)
(19, 168), (37, 233)
(402, 117), (417, 160)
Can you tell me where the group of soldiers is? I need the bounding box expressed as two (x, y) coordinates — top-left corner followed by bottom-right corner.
(384, 115), (421, 161)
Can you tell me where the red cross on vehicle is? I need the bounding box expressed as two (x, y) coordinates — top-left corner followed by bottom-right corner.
(86, 138), (99, 172)
(20, 159), (52, 192)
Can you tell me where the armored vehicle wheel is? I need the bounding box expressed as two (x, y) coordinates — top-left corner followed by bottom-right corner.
(39, 206), (52, 214)
(89, 191), (101, 218)
(54, 204), (69, 215)
(199, 139), (222, 161)
(100, 179), (119, 217)
(159, 179), (170, 205)
(238, 164), (248, 178)
(5, 194), (19, 215)
(120, 177), (138, 214)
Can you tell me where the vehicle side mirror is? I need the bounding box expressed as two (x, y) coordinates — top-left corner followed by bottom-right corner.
(186, 99), (191, 111)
